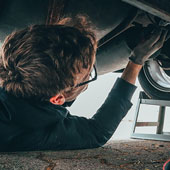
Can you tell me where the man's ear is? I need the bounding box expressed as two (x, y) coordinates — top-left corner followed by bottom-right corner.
(50, 94), (65, 105)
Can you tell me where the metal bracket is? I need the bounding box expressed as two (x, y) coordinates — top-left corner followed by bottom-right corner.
(122, 0), (170, 22)
(131, 91), (170, 142)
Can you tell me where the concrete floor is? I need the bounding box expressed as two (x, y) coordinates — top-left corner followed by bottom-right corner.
(0, 139), (169, 170)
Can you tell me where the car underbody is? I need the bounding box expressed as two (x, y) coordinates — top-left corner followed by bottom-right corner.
(0, 0), (170, 99)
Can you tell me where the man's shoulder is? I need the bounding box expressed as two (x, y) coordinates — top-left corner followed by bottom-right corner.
(0, 88), (69, 127)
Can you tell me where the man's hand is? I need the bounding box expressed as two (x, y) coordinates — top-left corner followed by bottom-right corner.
(121, 28), (168, 85)
(129, 28), (168, 65)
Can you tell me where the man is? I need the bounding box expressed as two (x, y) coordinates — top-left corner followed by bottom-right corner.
(0, 17), (167, 151)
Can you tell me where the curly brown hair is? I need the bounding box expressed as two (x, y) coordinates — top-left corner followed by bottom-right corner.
(0, 16), (97, 101)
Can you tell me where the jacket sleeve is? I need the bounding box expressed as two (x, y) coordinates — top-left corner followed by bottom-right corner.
(29, 78), (137, 151)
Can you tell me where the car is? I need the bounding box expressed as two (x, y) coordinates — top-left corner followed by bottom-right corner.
(0, 0), (170, 99)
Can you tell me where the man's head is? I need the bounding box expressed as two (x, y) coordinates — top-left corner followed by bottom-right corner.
(0, 16), (97, 104)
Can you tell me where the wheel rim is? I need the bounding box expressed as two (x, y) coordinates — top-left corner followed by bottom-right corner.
(143, 59), (170, 92)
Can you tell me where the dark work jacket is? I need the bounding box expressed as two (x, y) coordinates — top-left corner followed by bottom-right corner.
(0, 78), (136, 152)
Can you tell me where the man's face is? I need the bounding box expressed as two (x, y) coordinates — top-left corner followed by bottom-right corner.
(63, 65), (93, 102)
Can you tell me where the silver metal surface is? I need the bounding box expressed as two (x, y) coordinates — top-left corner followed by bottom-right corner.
(96, 39), (131, 75)
(156, 106), (165, 134)
(131, 91), (170, 142)
(141, 98), (170, 106)
(122, 0), (170, 22)
(131, 133), (170, 142)
(144, 60), (170, 92)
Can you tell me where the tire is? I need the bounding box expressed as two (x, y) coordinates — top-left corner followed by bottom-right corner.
(138, 59), (170, 100)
